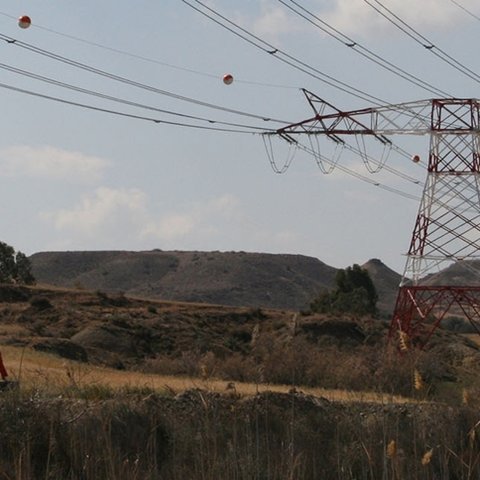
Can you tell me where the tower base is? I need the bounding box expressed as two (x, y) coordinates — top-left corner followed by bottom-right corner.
(389, 286), (480, 347)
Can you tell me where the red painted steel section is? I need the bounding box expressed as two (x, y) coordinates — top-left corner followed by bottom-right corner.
(390, 286), (480, 346)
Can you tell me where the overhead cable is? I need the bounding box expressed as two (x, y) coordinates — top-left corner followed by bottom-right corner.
(448, 0), (480, 23)
(0, 10), (298, 90)
(179, 0), (387, 105)
(0, 8), (424, 190)
(0, 80), (268, 134)
(0, 33), (290, 125)
(180, 0), (436, 160)
(0, 61), (273, 131)
(295, 139), (421, 200)
(277, 0), (453, 97)
(362, 0), (480, 85)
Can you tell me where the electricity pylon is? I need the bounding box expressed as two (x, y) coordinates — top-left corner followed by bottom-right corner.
(268, 90), (480, 345)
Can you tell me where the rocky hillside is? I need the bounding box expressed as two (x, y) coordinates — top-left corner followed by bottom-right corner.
(29, 250), (401, 315)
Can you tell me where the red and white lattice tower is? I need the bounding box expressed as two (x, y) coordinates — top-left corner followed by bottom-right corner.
(267, 91), (480, 346)
(392, 98), (480, 345)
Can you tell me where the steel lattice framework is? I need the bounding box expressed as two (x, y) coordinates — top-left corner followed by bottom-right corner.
(268, 91), (480, 346)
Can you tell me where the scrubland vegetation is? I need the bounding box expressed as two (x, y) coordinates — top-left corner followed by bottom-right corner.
(0, 368), (480, 480)
(0, 278), (479, 479)
(0, 327), (480, 480)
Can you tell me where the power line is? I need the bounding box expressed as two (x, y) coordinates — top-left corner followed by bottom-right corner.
(0, 80), (267, 134)
(0, 10), (298, 90)
(448, 0), (480, 23)
(179, 0), (436, 166)
(296, 139), (421, 200)
(262, 133), (421, 200)
(277, 0), (453, 97)
(0, 7), (425, 192)
(1, 60), (423, 196)
(362, 0), (480, 85)
(266, 124), (424, 186)
(179, 0), (388, 105)
(0, 61), (273, 131)
(2, 49), (423, 189)
(0, 33), (290, 125)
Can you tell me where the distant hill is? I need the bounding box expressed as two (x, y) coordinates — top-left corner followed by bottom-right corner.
(362, 259), (402, 315)
(422, 260), (480, 286)
(29, 250), (401, 314)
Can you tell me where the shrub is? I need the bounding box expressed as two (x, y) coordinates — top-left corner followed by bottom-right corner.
(0, 242), (35, 285)
(29, 296), (53, 311)
(310, 264), (377, 316)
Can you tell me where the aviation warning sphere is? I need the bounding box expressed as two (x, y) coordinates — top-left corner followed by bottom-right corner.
(412, 155), (420, 163)
(18, 15), (31, 29)
(223, 74), (233, 85)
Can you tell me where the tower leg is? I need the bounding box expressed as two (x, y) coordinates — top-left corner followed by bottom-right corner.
(390, 286), (480, 347)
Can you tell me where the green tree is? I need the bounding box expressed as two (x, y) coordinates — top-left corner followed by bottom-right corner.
(15, 252), (36, 285)
(0, 242), (16, 283)
(310, 264), (377, 316)
(0, 241), (35, 285)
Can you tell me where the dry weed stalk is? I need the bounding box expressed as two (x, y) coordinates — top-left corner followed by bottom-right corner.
(398, 330), (409, 352)
(200, 364), (208, 380)
(163, 384), (176, 396)
(413, 369), (424, 391)
(289, 313), (298, 338)
(251, 323), (260, 347)
(469, 428), (476, 445)
(256, 364), (265, 384)
(421, 448), (433, 466)
(386, 439), (397, 459)
(64, 361), (93, 390)
(468, 419), (480, 445)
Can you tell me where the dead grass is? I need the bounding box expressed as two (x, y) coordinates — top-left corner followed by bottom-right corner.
(0, 324), (29, 336)
(1, 345), (413, 404)
(464, 333), (480, 346)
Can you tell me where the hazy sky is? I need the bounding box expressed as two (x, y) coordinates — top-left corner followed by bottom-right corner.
(0, 0), (479, 273)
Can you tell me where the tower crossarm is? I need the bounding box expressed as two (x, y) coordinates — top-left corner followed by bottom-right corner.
(272, 91), (480, 139)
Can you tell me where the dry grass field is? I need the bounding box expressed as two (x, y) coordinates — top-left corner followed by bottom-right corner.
(1, 345), (413, 404)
